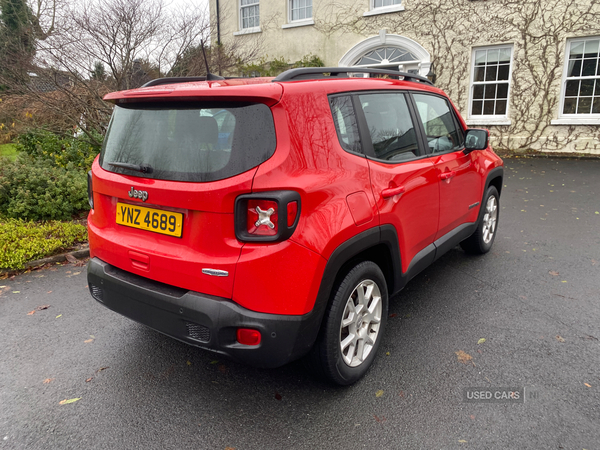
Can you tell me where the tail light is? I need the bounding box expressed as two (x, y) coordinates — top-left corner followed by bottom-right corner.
(235, 191), (301, 242)
(87, 170), (94, 209)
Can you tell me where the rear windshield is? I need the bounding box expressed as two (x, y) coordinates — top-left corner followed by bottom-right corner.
(100, 102), (276, 182)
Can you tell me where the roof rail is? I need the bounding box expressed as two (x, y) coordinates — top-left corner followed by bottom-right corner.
(272, 67), (434, 85)
(141, 73), (227, 88)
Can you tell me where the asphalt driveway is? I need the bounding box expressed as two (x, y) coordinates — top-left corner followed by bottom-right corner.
(1, 157), (599, 449)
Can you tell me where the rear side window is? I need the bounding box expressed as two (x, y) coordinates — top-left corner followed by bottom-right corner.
(100, 102), (276, 182)
(358, 92), (419, 162)
(329, 96), (361, 153)
(413, 94), (464, 154)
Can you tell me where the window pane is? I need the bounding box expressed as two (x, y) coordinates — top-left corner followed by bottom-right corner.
(570, 41), (584, 59)
(582, 59), (597, 77)
(565, 80), (579, 97)
(563, 97), (577, 114)
(474, 67), (485, 82)
(359, 93), (419, 161)
(593, 97), (600, 114)
(487, 49), (499, 64)
(584, 39), (599, 58)
(580, 79), (595, 96)
(497, 83), (509, 99)
(498, 48), (511, 64)
(568, 59), (582, 77)
(497, 64), (510, 81)
(473, 84), (484, 99)
(414, 93), (464, 153)
(475, 50), (486, 66)
(578, 97), (592, 114)
(483, 101), (495, 115)
(472, 100), (483, 115)
(485, 65), (497, 81)
(495, 100), (507, 115)
(484, 84), (496, 99)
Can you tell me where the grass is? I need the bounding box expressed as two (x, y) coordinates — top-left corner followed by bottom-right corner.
(0, 143), (18, 161)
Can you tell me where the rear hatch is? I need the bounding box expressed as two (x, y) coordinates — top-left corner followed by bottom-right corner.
(89, 95), (279, 299)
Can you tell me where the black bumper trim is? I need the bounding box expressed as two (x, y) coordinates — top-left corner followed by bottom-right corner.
(87, 257), (320, 368)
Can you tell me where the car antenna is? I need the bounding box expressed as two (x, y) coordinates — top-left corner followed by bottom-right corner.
(201, 39), (224, 81)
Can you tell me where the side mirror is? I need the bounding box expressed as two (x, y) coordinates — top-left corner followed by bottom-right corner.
(464, 128), (489, 152)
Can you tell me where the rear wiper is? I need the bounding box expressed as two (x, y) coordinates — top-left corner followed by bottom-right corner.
(108, 162), (153, 174)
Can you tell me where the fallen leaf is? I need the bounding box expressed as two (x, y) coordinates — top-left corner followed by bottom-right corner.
(27, 305), (51, 315)
(549, 271), (559, 276)
(55, 314), (62, 319)
(556, 335), (565, 343)
(186, 360), (192, 366)
(224, 447), (236, 450)
(584, 383), (591, 388)
(477, 338), (486, 345)
(209, 360), (219, 365)
(385, 352), (390, 356)
(47, 291), (52, 294)
(85, 377), (93, 383)
(0, 285), (6, 288)
(458, 440), (467, 443)
(72, 272), (81, 276)
(398, 391), (405, 397)
(84, 339), (94, 344)
(561, 281), (567, 283)
(374, 414), (386, 423)
(59, 398), (81, 405)
(13, 291), (20, 294)
(43, 378), (54, 384)
(274, 392), (282, 401)
(96, 366), (109, 372)
(389, 313), (397, 318)
(470, 415), (475, 420)
(375, 390), (384, 398)
(66, 254), (78, 264)
(455, 350), (473, 364)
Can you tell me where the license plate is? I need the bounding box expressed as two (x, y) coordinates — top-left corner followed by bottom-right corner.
(116, 203), (183, 237)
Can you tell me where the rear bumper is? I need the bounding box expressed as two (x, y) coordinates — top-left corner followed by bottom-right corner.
(87, 257), (322, 368)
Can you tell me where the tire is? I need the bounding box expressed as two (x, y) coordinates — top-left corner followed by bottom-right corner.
(460, 185), (499, 255)
(309, 261), (388, 385)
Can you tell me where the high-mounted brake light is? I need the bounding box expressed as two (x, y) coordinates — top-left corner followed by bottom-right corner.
(235, 191), (301, 243)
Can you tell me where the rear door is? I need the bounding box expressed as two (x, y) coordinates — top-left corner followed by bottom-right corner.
(354, 91), (440, 274)
(89, 101), (278, 298)
(411, 93), (482, 240)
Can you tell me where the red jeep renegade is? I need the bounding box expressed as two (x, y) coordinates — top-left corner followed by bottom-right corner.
(87, 67), (503, 385)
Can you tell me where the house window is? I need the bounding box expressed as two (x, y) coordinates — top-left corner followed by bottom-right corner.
(561, 37), (600, 116)
(240, 0), (259, 30)
(290, 0), (312, 21)
(373, 0), (401, 7)
(469, 45), (513, 120)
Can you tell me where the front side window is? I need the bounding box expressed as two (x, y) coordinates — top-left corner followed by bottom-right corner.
(414, 93), (464, 154)
(469, 45), (513, 119)
(290, 0), (312, 21)
(241, 0), (259, 30)
(560, 37), (600, 116)
(358, 92), (419, 162)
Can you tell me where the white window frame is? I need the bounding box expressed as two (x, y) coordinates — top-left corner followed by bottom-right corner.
(467, 44), (514, 126)
(235, 0), (260, 35)
(552, 36), (600, 125)
(282, 0), (314, 29)
(364, 0), (404, 17)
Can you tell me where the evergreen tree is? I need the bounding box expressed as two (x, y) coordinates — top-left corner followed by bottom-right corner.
(0, 0), (37, 87)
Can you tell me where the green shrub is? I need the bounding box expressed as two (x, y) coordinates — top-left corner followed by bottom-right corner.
(0, 156), (89, 221)
(0, 218), (87, 269)
(17, 129), (102, 171)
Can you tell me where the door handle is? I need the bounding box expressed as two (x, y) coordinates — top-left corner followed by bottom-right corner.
(381, 186), (406, 199)
(439, 171), (456, 181)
